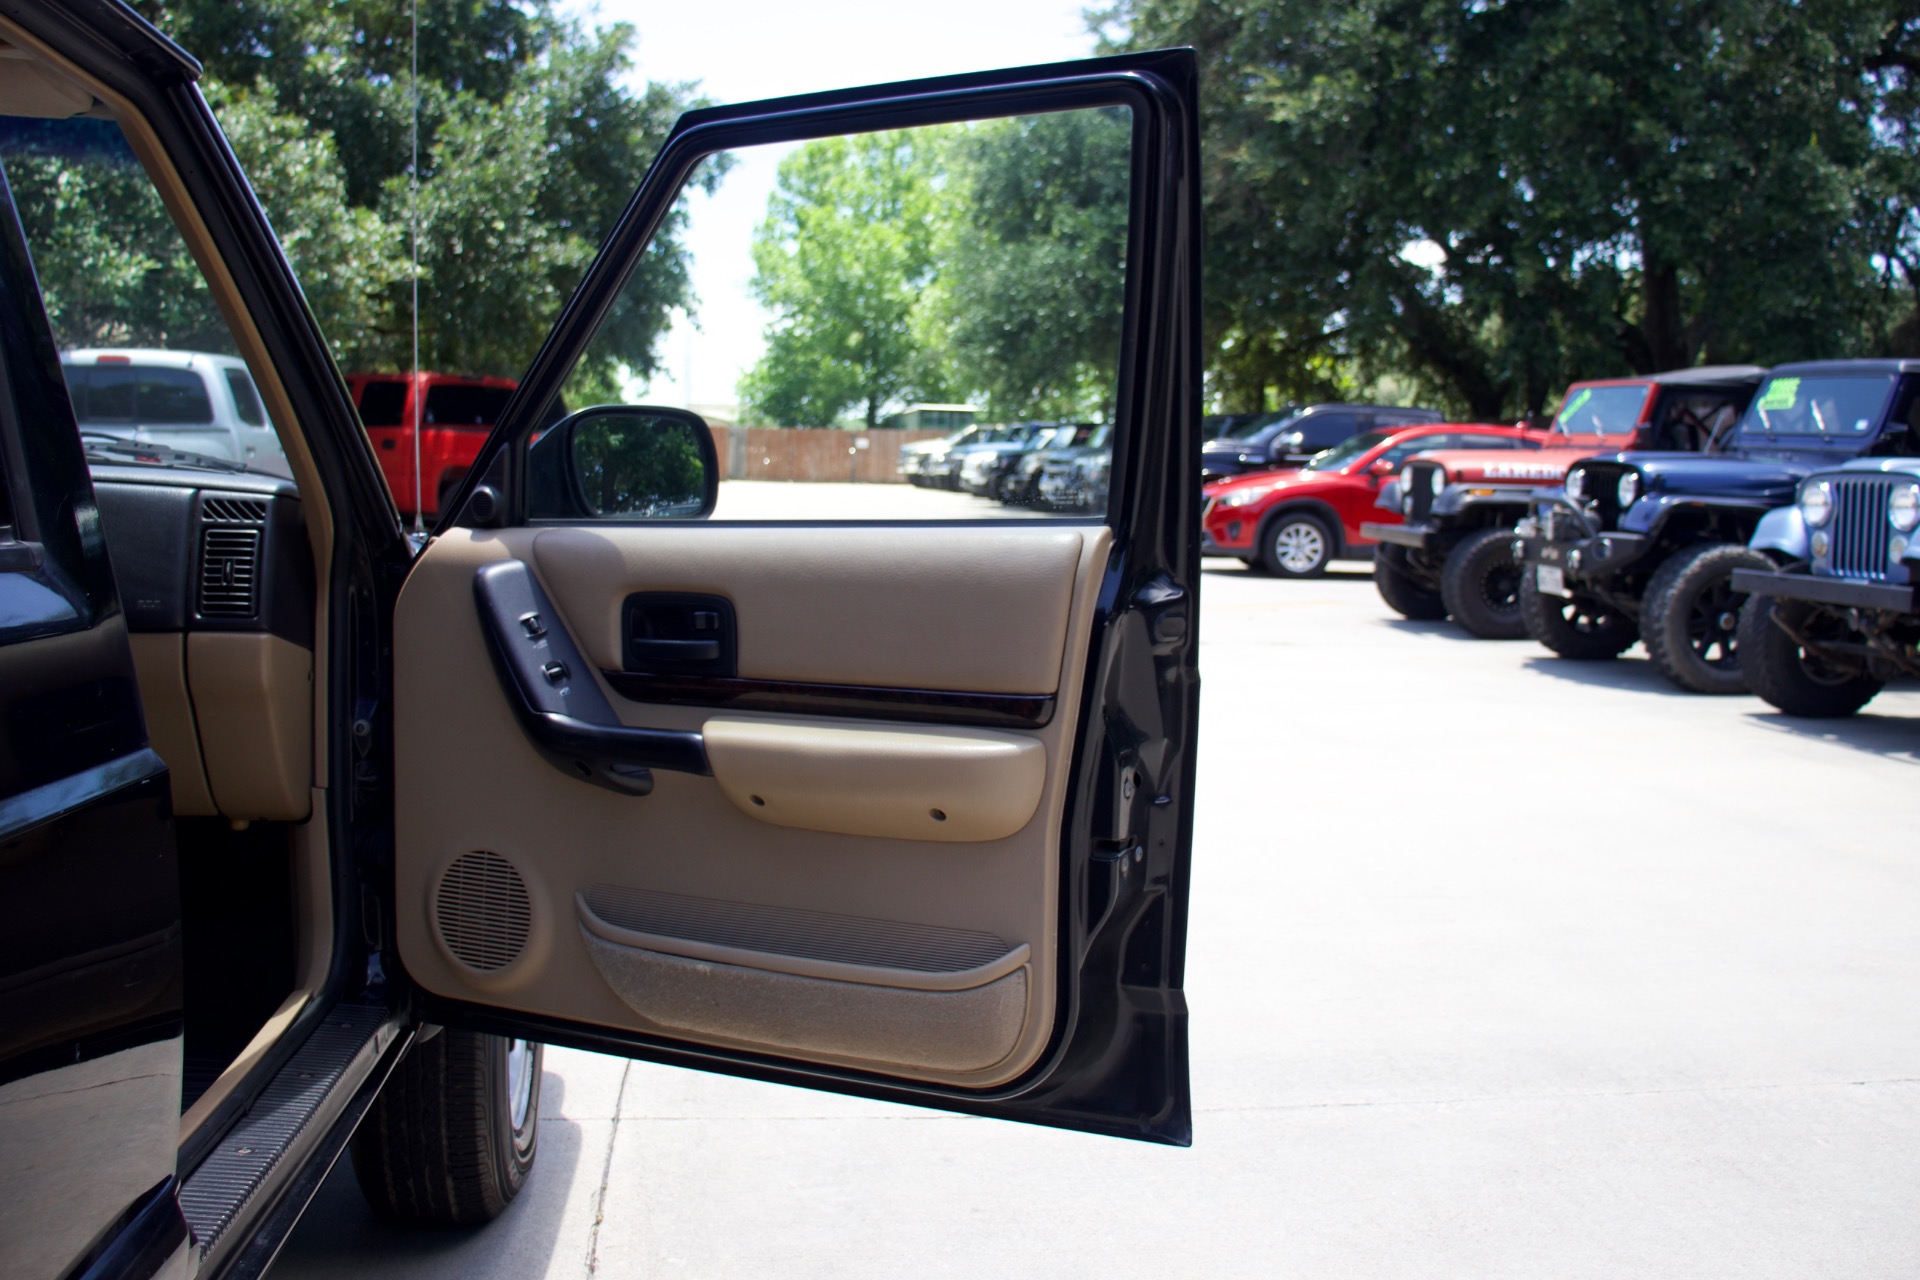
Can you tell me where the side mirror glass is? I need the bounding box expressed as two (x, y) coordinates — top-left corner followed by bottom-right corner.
(528, 406), (719, 520)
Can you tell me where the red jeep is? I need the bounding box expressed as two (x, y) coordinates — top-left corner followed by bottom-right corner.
(348, 372), (518, 518)
(1360, 368), (1766, 636)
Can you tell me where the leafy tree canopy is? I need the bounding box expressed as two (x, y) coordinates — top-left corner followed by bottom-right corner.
(740, 109), (1134, 427)
(13, 0), (708, 390)
(1099, 0), (1920, 419)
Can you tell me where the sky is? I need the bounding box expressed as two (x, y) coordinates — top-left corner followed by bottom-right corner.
(557, 0), (1109, 415)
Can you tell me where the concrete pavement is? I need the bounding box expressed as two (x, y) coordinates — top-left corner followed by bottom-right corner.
(272, 493), (1920, 1278)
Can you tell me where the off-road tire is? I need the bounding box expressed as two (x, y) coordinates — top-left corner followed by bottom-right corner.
(1374, 546), (1446, 619)
(1257, 510), (1333, 578)
(350, 1031), (542, 1226)
(1441, 528), (1528, 639)
(1736, 594), (1885, 717)
(1519, 576), (1637, 659)
(1640, 543), (1771, 694)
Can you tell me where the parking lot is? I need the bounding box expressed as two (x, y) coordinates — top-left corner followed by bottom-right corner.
(276, 482), (1920, 1279)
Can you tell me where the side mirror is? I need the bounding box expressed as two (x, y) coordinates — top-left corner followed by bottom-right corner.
(1367, 458), (1397, 478)
(528, 405), (719, 520)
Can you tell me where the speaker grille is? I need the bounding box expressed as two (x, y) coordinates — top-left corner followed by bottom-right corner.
(435, 851), (531, 972)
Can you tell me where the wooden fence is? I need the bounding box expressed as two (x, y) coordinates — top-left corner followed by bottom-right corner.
(708, 427), (948, 483)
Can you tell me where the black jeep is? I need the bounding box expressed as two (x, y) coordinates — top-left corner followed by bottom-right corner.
(1363, 368), (1762, 638)
(1514, 361), (1920, 693)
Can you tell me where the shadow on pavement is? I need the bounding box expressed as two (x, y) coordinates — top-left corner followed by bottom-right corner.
(1515, 652), (1705, 698)
(1201, 564), (1376, 582)
(270, 1069), (583, 1279)
(1375, 617), (1530, 644)
(1741, 707), (1920, 765)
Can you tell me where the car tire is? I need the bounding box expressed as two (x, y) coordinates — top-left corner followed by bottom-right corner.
(1519, 575), (1637, 659)
(1257, 510), (1333, 578)
(1736, 594), (1884, 717)
(1374, 546), (1446, 619)
(349, 1030), (542, 1226)
(1640, 542), (1771, 694)
(1440, 528), (1528, 639)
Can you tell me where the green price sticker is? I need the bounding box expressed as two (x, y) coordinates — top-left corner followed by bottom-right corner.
(1758, 378), (1800, 412)
(1558, 387), (1593, 422)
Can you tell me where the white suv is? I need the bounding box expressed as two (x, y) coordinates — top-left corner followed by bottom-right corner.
(61, 347), (291, 476)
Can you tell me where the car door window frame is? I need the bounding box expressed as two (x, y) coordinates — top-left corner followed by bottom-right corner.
(442, 66), (1184, 540)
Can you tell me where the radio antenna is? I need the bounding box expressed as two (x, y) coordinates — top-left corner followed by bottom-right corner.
(408, 0), (424, 539)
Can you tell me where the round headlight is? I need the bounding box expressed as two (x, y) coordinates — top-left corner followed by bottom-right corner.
(1429, 468), (1446, 496)
(1617, 472), (1640, 508)
(1800, 479), (1833, 527)
(1890, 483), (1920, 532)
(1400, 467), (1416, 492)
(1565, 469), (1587, 502)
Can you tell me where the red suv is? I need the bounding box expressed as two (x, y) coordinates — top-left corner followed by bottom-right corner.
(1202, 423), (1533, 576)
(349, 372), (518, 518)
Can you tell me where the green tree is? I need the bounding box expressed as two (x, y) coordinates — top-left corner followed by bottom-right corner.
(1102, 0), (1920, 419)
(112, 0), (707, 387)
(932, 109), (1132, 420)
(741, 131), (948, 428)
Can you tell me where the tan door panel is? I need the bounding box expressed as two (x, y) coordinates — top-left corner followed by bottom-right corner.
(393, 523), (1109, 1088)
(703, 717), (1045, 842)
(531, 524), (1084, 692)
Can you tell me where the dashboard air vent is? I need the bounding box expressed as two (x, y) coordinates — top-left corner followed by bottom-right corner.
(201, 495), (269, 524)
(199, 526), (262, 618)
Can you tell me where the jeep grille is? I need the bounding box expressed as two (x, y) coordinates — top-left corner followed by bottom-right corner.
(1405, 461), (1438, 521)
(1577, 462), (1632, 531)
(1828, 475), (1898, 580)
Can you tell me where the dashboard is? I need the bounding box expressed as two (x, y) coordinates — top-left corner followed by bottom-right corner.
(89, 464), (315, 821)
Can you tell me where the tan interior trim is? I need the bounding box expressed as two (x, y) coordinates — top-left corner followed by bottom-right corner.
(576, 893), (1030, 991)
(125, 632), (215, 816)
(578, 928), (1030, 1075)
(186, 633), (312, 822)
(177, 990), (310, 1144)
(0, 16), (339, 789)
(393, 523), (1113, 1088)
(703, 716), (1046, 843)
(289, 792), (334, 992)
(532, 524), (1084, 693)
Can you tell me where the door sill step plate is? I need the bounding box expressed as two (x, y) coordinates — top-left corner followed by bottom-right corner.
(179, 1003), (392, 1264)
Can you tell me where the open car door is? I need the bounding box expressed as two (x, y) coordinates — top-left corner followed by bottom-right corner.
(391, 50), (1201, 1143)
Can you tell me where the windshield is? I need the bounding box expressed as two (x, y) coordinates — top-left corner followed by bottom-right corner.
(1302, 430), (1390, 471)
(80, 432), (247, 473)
(1552, 383), (1650, 436)
(1734, 374), (1897, 442)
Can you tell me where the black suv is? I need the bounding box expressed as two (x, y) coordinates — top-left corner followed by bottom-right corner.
(1514, 361), (1920, 693)
(0, 9), (1205, 1278)
(1199, 402), (1443, 481)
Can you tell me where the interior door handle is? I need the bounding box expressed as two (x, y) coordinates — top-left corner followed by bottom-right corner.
(630, 638), (721, 663)
(473, 560), (710, 794)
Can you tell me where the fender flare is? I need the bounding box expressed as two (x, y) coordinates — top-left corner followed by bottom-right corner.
(1749, 503), (1809, 562)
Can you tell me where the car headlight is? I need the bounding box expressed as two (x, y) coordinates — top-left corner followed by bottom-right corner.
(1429, 468), (1446, 497)
(1800, 479), (1833, 527)
(1890, 483), (1920, 532)
(1565, 468), (1587, 502)
(1217, 485), (1272, 509)
(1616, 472), (1639, 508)
(1400, 467), (1415, 492)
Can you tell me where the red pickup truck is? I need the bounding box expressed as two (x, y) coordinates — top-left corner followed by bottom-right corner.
(348, 372), (519, 518)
